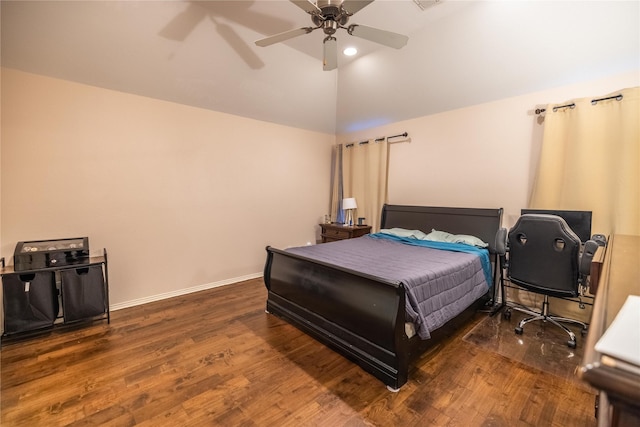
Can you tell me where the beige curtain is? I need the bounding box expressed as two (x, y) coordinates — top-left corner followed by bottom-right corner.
(329, 144), (343, 223)
(342, 139), (389, 232)
(530, 87), (639, 236)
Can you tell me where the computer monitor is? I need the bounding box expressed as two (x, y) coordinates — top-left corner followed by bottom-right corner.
(520, 209), (592, 243)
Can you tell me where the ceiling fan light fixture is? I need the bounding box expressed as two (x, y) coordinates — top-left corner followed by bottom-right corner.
(343, 46), (358, 56)
(323, 36), (338, 71)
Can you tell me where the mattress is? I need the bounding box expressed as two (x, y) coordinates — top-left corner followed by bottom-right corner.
(285, 235), (490, 339)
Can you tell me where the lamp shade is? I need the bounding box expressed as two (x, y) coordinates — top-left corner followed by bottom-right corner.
(342, 198), (357, 210)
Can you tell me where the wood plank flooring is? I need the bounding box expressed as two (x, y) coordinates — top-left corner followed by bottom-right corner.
(1, 278), (597, 426)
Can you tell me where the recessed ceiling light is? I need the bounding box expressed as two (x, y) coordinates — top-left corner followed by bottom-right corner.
(343, 47), (358, 56)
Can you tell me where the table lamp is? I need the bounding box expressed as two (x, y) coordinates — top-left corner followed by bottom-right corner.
(342, 198), (357, 226)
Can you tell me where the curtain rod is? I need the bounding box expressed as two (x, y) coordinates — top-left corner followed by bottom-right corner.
(345, 132), (409, 148)
(388, 132), (409, 140)
(591, 94), (623, 105)
(535, 103), (575, 115)
(535, 93), (623, 115)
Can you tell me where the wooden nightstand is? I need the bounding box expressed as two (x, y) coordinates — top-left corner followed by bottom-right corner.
(320, 223), (372, 243)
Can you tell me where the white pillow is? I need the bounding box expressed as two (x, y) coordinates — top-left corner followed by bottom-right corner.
(425, 229), (453, 242)
(379, 228), (429, 240)
(450, 233), (488, 248)
(425, 229), (488, 248)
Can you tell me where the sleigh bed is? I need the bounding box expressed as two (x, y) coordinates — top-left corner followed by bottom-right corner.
(263, 204), (503, 390)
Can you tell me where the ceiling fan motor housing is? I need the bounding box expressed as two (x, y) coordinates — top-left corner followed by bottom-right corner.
(318, 0), (345, 17)
(322, 20), (339, 35)
(312, 0), (350, 30)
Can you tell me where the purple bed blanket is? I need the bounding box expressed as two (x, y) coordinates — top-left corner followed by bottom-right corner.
(285, 235), (489, 339)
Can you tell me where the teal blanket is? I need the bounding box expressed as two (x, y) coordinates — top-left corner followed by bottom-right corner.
(368, 233), (493, 287)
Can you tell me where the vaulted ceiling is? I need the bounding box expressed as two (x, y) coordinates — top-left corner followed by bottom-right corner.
(2, 1), (638, 134)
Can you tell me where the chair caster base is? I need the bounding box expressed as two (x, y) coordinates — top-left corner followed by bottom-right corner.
(515, 326), (523, 335)
(503, 309), (512, 320)
(568, 340), (577, 349)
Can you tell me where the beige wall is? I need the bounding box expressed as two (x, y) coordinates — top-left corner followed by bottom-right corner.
(1, 68), (335, 311)
(337, 70), (639, 322)
(2, 68), (638, 327)
(337, 70), (639, 232)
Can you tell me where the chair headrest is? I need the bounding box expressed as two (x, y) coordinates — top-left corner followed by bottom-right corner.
(509, 214), (582, 247)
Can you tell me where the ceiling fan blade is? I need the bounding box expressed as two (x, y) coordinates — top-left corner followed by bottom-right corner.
(323, 37), (337, 71)
(255, 27), (314, 47)
(290, 0), (322, 14)
(158, 3), (205, 41)
(216, 22), (264, 70)
(342, 0), (375, 15)
(348, 24), (409, 49)
(204, 3), (296, 37)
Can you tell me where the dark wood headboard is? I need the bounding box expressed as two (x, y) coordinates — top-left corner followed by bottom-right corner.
(380, 205), (504, 252)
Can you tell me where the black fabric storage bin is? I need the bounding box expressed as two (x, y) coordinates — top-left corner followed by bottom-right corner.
(60, 266), (105, 322)
(2, 272), (58, 334)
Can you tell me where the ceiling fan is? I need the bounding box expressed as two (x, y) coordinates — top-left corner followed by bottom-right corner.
(255, 0), (409, 71)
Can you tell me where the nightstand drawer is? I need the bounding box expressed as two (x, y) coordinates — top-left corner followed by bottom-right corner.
(319, 223), (372, 243)
(325, 229), (351, 239)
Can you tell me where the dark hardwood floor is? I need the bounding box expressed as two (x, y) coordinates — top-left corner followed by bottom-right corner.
(1, 278), (597, 426)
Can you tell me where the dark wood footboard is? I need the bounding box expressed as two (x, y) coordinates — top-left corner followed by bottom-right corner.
(264, 246), (411, 389)
(263, 205), (503, 390)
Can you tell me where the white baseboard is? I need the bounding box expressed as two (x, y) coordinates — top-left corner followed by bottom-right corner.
(109, 272), (263, 312)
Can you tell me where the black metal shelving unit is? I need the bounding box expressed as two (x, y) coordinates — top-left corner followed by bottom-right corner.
(1, 249), (110, 342)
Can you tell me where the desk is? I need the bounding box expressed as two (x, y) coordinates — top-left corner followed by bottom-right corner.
(589, 244), (606, 295)
(579, 235), (640, 426)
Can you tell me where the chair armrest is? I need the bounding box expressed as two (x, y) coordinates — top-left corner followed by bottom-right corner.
(494, 228), (508, 269)
(494, 228), (507, 255)
(579, 240), (599, 276)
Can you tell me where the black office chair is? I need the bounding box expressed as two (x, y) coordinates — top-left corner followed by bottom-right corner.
(504, 214), (598, 348)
